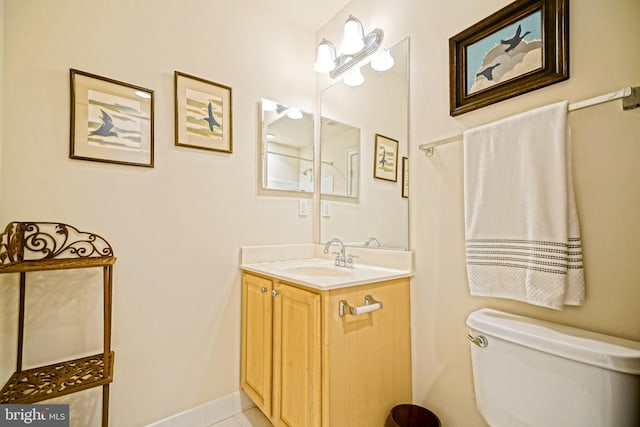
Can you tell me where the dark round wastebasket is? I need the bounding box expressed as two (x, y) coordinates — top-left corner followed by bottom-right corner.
(385, 404), (441, 427)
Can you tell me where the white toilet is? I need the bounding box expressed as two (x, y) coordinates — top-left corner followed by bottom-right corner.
(466, 308), (640, 427)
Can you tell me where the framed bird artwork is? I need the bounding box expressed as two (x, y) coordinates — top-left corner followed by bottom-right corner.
(448, 0), (568, 116)
(70, 69), (154, 167)
(373, 134), (399, 182)
(174, 71), (233, 153)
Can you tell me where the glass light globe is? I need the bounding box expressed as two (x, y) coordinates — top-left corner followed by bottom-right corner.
(371, 49), (395, 72)
(343, 68), (364, 87)
(262, 99), (278, 111)
(286, 108), (303, 120)
(314, 41), (335, 73)
(340, 17), (364, 54)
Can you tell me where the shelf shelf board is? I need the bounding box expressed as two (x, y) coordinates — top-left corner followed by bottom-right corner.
(0, 352), (114, 404)
(0, 256), (117, 273)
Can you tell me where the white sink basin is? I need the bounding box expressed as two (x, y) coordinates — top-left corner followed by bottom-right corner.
(284, 265), (352, 277)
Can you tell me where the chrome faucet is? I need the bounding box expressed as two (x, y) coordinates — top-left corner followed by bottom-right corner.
(364, 237), (381, 248)
(323, 238), (346, 267)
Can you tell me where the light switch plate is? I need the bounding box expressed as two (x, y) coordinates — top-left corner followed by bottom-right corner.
(298, 199), (309, 217)
(322, 200), (331, 217)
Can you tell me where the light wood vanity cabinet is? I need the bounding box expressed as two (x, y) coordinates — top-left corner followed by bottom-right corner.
(241, 272), (412, 427)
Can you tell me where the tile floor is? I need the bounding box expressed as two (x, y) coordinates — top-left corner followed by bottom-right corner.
(208, 407), (273, 427)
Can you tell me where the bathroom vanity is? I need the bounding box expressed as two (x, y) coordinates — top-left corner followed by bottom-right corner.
(240, 245), (413, 427)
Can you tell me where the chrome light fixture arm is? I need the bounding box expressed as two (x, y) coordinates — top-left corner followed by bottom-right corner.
(329, 28), (384, 80)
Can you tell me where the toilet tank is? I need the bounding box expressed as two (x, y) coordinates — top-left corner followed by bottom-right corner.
(466, 308), (640, 427)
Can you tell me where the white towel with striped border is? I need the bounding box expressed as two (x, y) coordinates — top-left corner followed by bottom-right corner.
(463, 101), (584, 310)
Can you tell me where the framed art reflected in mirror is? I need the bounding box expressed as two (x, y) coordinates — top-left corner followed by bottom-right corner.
(373, 133), (398, 182)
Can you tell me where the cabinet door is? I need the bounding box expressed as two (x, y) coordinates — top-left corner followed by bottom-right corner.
(323, 279), (412, 427)
(272, 282), (321, 427)
(241, 274), (273, 418)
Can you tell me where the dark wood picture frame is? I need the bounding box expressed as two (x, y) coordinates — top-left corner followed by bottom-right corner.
(449, 0), (568, 116)
(70, 69), (154, 167)
(401, 156), (409, 198)
(373, 133), (399, 182)
(174, 71), (233, 153)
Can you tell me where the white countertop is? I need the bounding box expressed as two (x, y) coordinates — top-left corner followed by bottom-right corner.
(240, 257), (412, 290)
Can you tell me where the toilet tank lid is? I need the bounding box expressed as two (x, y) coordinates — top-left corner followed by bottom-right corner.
(466, 308), (640, 374)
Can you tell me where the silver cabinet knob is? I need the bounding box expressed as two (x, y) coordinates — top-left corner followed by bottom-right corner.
(260, 287), (268, 294)
(272, 290), (280, 297)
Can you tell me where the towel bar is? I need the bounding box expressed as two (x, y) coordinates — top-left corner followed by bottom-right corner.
(339, 294), (383, 316)
(419, 86), (640, 156)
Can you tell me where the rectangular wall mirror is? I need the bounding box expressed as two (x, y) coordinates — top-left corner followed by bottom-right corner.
(319, 37), (410, 250)
(261, 98), (314, 192)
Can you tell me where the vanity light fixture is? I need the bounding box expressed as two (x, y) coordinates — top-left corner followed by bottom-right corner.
(262, 98), (278, 111)
(286, 108), (303, 119)
(263, 98), (303, 122)
(262, 98), (290, 114)
(343, 68), (364, 87)
(370, 48), (395, 72)
(314, 14), (384, 80)
(314, 40), (337, 73)
(340, 15), (365, 54)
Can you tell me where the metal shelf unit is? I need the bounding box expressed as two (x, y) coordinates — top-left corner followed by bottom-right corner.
(0, 222), (116, 427)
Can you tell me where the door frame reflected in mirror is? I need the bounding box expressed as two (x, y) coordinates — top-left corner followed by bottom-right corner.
(320, 117), (361, 199)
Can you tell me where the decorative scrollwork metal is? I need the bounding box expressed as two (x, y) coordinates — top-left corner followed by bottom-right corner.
(0, 352), (114, 404)
(0, 222), (113, 268)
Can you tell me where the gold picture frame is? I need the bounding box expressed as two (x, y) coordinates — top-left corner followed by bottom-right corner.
(373, 133), (398, 182)
(70, 69), (154, 167)
(174, 71), (233, 153)
(449, 0), (569, 116)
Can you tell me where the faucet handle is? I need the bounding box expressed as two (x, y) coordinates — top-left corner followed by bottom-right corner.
(345, 254), (359, 268)
(332, 251), (345, 266)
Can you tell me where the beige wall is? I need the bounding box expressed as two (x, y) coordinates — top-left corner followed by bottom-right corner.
(0, 1), (316, 426)
(0, 0), (4, 204)
(2, 1), (639, 426)
(321, 0), (640, 425)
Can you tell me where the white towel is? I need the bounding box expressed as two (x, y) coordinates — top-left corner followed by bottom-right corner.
(463, 101), (584, 310)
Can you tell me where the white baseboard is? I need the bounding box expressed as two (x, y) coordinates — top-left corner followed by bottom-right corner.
(146, 391), (255, 427)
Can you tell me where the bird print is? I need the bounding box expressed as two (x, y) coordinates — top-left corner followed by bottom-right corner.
(378, 148), (387, 168)
(90, 109), (118, 137)
(476, 63), (501, 81)
(203, 102), (221, 131)
(501, 24), (531, 53)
